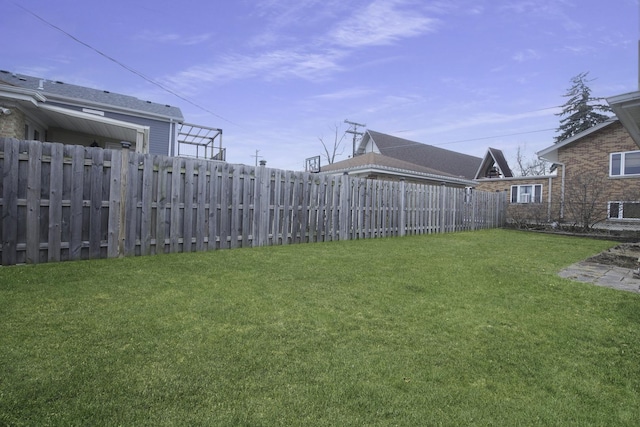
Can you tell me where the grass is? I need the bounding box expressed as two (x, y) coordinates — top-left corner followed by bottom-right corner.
(1, 229), (639, 426)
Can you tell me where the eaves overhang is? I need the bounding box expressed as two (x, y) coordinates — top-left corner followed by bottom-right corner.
(607, 91), (640, 148)
(321, 163), (476, 186)
(41, 92), (185, 122)
(37, 103), (150, 151)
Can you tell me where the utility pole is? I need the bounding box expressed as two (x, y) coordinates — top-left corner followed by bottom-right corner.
(344, 119), (366, 157)
(251, 149), (263, 168)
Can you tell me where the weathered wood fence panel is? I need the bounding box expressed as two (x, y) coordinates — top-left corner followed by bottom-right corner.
(0, 138), (507, 265)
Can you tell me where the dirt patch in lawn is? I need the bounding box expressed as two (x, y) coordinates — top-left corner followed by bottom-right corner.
(586, 243), (640, 269)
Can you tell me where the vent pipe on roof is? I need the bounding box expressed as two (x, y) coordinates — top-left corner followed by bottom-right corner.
(38, 79), (44, 90)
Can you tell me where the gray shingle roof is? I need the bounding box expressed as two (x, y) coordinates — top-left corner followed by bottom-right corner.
(358, 130), (482, 180)
(0, 70), (184, 121)
(322, 151), (457, 177)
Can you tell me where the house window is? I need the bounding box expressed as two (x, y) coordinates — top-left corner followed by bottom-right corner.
(610, 151), (640, 176)
(608, 202), (640, 220)
(511, 184), (542, 204)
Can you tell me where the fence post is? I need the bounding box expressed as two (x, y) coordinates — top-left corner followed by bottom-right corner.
(439, 183), (446, 234)
(254, 164), (270, 246)
(339, 174), (349, 240)
(399, 179), (406, 237)
(2, 138), (18, 265)
(26, 141), (42, 264)
(108, 143), (130, 258)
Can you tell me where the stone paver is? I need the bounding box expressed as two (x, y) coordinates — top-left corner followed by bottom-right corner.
(558, 261), (640, 293)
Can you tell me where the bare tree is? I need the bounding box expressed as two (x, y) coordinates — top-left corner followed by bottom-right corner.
(513, 145), (550, 176)
(562, 172), (607, 230)
(318, 123), (347, 165)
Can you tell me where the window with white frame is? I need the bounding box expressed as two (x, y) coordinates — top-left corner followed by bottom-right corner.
(510, 184), (542, 204)
(610, 151), (640, 176)
(608, 201), (640, 220)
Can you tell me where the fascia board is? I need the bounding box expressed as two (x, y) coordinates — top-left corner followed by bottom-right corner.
(41, 93), (184, 122)
(38, 103), (150, 132)
(324, 164), (475, 186)
(0, 86), (47, 105)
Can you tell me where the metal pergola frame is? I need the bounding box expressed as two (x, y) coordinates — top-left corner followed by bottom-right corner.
(177, 123), (225, 160)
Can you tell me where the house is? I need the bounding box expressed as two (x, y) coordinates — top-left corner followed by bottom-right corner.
(0, 70), (224, 159)
(476, 92), (640, 229)
(356, 130), (482, 180)
(320, 130), (482, 187)
(320, 151), (476, 187)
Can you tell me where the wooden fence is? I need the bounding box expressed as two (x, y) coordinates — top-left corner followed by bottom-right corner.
(0, 138), (507, 265)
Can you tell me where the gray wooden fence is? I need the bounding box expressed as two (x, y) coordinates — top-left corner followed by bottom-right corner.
(0, 138), (507, 265)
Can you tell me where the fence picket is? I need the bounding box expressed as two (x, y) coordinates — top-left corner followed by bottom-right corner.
(26, 141), (42, 263)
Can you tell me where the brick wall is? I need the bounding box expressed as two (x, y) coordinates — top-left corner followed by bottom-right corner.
(558, 120), (640, 203)
(476, 176), (558, 224)
(0, 105), (25, 139)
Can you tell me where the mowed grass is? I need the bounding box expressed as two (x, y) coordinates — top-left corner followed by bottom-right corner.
(1, 229), (639, 426)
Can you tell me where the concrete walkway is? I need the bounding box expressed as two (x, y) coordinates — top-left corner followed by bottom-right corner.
(558, 261), (640, 293)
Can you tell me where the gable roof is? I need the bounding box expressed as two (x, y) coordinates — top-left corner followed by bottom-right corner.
(320, 152), (476, 186)
(536, 119), (619, 163)
(0, 70), (184, 121)
(356, 130), (482, 180)
(474, 147), (513, 179)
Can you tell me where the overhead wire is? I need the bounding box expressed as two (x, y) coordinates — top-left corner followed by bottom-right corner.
(9, 1), (240, 127)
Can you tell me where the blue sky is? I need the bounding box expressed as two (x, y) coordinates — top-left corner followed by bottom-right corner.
(2, 0), (638, 171)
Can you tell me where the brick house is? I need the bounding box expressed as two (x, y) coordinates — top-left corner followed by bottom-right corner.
(476, 111), (640, 229)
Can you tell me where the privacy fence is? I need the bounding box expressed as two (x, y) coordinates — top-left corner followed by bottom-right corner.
(0, 138), (507, 265)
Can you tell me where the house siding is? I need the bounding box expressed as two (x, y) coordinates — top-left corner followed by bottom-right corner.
(106, 111), (172, 156)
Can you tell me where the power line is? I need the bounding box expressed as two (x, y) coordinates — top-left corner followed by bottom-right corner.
(376, 127), (557, 152)
(10, 1), (240, 127)
(433, 127), (557, 147)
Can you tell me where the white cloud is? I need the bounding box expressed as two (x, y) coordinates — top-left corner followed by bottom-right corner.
(135, 31), (212, 46)
(312, 87), (376, 100)
(161, 0), (439, 95)
(512, 49), (541, 63)
(328, 0), (438, 47)
(162, 48), (346, 93)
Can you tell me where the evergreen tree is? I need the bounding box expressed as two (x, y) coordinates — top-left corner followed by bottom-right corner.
(554, 72), (612, 143)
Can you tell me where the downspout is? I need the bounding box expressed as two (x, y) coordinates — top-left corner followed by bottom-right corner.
(170, 120), (177, 156)
(547, 176), (553, 222)
(557, 162), (566, 220)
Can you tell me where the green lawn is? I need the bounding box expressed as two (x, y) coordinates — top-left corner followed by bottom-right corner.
(1, 229), (639, 426)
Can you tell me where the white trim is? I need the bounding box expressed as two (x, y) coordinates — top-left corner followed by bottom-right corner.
(510, 184), (543, 204)
(608, 201), (640, 220)
(609, 150), (640, 177)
